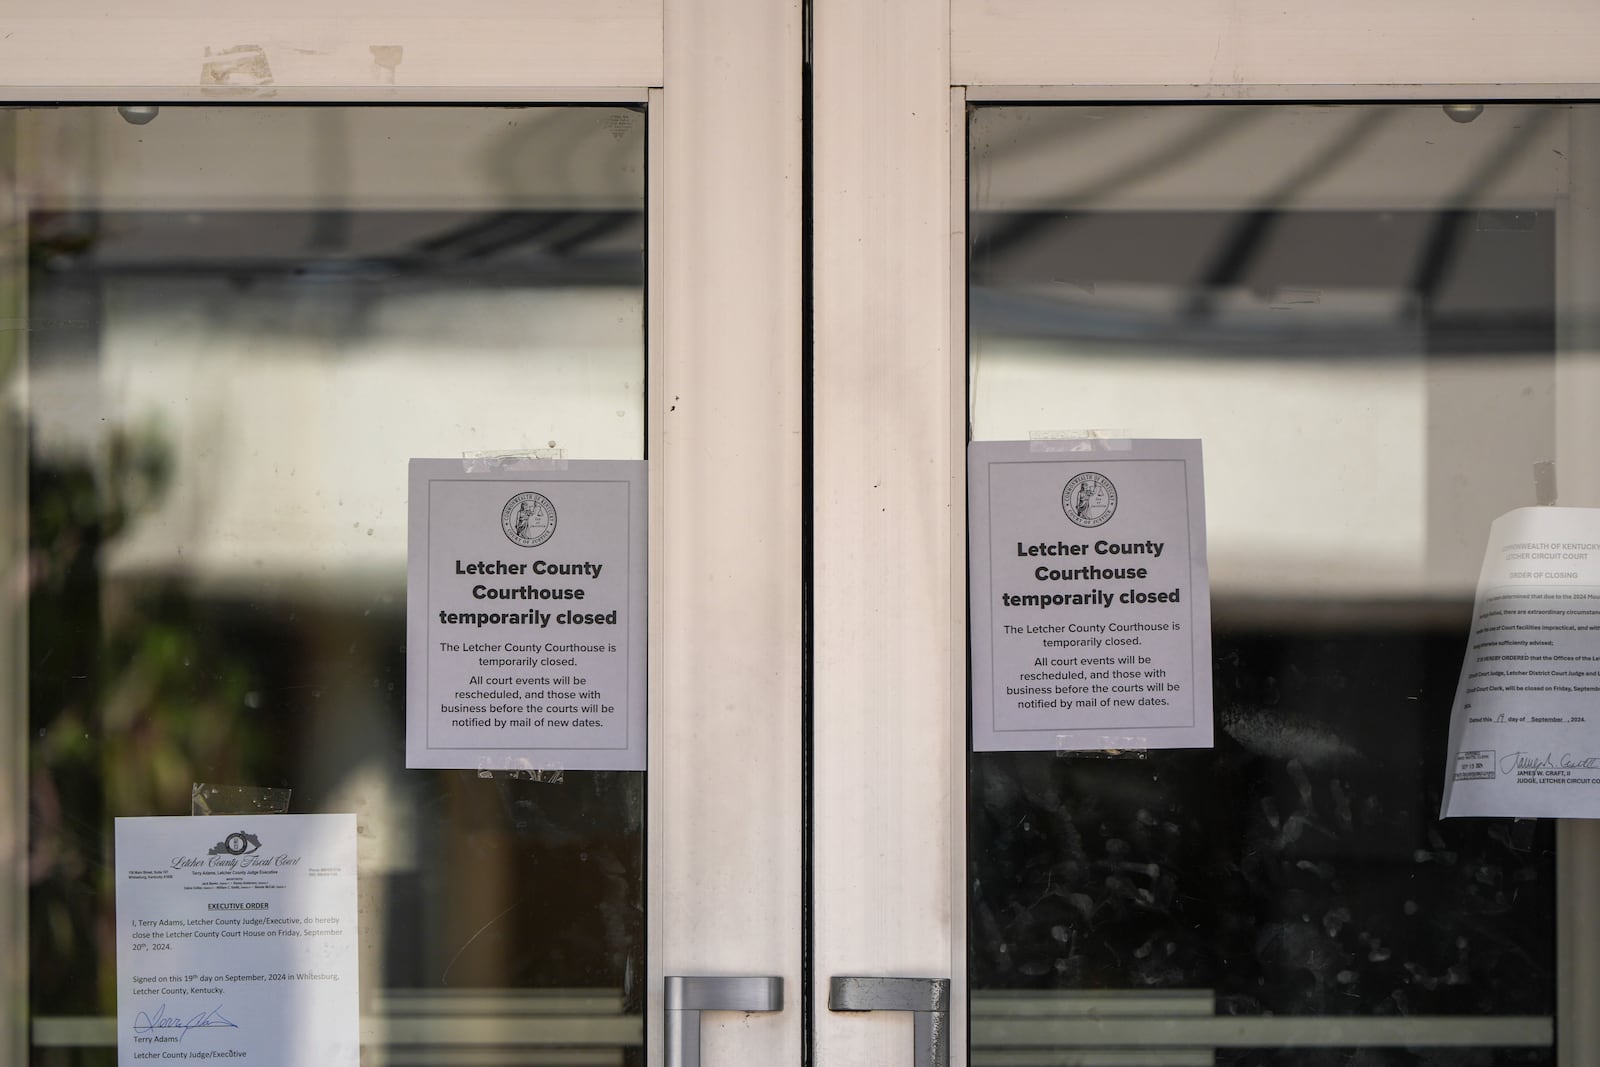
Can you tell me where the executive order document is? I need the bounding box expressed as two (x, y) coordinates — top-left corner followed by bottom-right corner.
(116, 814), (359, 1065)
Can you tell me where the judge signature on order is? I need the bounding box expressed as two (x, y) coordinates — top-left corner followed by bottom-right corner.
(131, 1003), (239, 1040)
(1499, 751), (1600, 773)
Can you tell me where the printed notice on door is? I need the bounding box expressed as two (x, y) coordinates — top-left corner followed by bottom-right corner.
(969, 440), (1213, 753)
(115, 814), (358, 1066)
(1442, 507), (1600, 818)
(406, 459), (646, 771)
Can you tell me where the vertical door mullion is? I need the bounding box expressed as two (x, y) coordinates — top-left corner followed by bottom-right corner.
(653, 0), (806, 1064)
(812, 0), (961, 1062)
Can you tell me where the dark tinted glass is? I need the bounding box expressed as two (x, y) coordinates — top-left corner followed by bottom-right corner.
(969, 104), (1578, 1064)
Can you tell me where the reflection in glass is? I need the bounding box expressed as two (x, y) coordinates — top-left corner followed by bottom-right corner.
(15, 107), (646, 1065)
(969, 105), (1578, 1065)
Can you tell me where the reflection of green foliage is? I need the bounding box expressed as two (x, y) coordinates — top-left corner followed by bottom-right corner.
(98, 613), (257, 821)
(0, 249), (18, 382)
(29, 419), (266, 1041)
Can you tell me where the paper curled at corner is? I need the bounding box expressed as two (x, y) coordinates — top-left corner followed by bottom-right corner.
(1442, 506), (1600, 819)
(191, 782), (292, 816)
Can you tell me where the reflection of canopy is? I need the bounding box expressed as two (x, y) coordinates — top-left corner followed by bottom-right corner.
(22, 109), (648, 597)
(971, 105), (1582, 606)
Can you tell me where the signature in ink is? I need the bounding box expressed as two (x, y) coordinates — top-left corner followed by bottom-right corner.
(132, 1003), (239, 1040)
(1499, 751), (1600, 773)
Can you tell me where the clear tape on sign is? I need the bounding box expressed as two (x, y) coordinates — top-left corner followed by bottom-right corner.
(1029, 429), (1134, 453)
(191, 782), (293, 816)
(461, 449), (568, 473)
(1534, 459), (1558, 506)
(1055, 734), (1152, 760)
(476, 756), (566, 784)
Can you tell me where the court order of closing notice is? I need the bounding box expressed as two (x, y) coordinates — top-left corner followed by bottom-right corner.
(1444, 507), (1600, 818)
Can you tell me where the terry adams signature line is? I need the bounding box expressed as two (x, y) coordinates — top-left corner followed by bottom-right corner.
(131, 1003), (239, 1040)
(1499, 751), (1600, 773)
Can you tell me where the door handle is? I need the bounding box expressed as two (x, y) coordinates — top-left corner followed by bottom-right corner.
(664, 975), (784, 1067)
(828, 976), (951, 1067)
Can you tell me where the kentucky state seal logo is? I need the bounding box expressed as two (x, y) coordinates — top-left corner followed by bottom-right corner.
(1062, 472), (1117, 528)
(502, 491), (557, 547)
(209, 830), (262, 856)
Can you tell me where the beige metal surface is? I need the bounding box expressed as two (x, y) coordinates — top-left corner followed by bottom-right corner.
(813, 0), (959, 1062)
(953, 0), (1600, 90)
(0, 2), (660, 93)
(653, 0), (805, 1064)
(967, 84), (1600, 102)
(948, 83), (971, 1067)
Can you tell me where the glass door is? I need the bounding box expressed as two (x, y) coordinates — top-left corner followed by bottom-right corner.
(809, 2), (1600, 1062)
(2, 3), (804, 1063)
(12, 103), (665, 1065)
(964, 101), (1592, 1066)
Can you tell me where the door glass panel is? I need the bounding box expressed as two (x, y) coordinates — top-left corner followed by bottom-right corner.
(10, 105), (646, 1064)
(968, 104), (1586, 1065)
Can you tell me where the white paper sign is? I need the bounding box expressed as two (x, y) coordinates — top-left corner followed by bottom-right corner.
(1442, 507), (1600, 818)
(115, 814), (359, 1066)
(969, 440), (1213, 753)
(407, 459), (646, 771)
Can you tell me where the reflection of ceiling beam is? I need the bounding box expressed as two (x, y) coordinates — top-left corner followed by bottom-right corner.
(975, 108), (1264, 264)
(969, 285), (1429, 357)
(1410, 110), (1557, 305)
(1183, 108), (1392, 319)
(974, 108), (1562, 337)
(414, 210), (637, 262)
(36, 210), (646, 288)
(48, 258), (647, 289)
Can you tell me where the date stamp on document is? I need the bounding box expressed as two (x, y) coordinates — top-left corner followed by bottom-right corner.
(1453, 749), (1496, 782)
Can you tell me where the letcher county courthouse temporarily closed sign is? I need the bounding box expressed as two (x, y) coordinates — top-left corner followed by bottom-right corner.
(968, 440), (1213, 753)
(406, 459), (646, 771)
